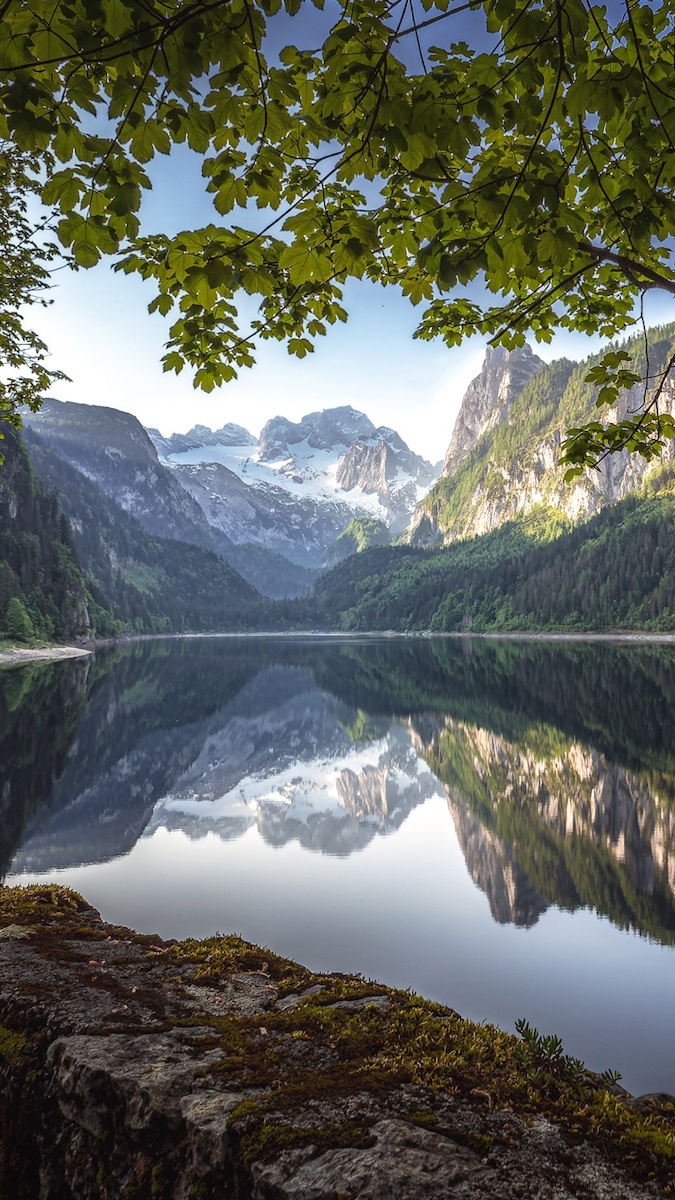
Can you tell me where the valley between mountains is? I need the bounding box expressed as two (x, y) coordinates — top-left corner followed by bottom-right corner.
(4, 322), (675, 641)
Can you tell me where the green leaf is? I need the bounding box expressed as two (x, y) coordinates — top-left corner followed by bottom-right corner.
(279, 242), (332, 286)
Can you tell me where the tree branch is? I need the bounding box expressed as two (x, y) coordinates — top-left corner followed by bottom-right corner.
(580, 242), (675, 296)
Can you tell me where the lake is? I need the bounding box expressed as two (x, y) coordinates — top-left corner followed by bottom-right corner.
(2, 634), (675, 1097)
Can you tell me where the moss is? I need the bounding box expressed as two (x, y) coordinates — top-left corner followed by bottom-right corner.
(224, 992), (675, 1188)
(165, 934), (391, 1004)
(165, 933), (313, 996)
(233, 1109), (375, 1167)
(0, 1026), (28, 1068)
(579, 1091), (675, 1174)
(0, 885), (673, 1192)
(409, 1110), (438, 1128)
(458, 1130), (493, 1156)
(150, 1159), (174, 1199)
(0, 1032), (46, 1199)
(0, 883), (92, 927)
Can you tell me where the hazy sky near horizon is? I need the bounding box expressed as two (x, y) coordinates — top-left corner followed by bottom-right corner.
(26, 5), (675, 463)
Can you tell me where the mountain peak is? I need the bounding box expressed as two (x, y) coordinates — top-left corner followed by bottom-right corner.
(442, 343), (546, 478)
(258, 406), (376, 461)
(25, 397), (160, 463)
(148, 423), (255, 457)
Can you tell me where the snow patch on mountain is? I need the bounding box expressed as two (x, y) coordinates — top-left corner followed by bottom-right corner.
(149, 406), (439, 567)
(167, 439), (386, 510)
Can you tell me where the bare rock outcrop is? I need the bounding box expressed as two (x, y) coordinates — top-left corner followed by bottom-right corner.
(441, 344), (546, 479)
(0, 885), (671, 1199)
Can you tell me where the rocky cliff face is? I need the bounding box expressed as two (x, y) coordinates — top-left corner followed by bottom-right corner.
(336, 437), (436, 532)
(441, 344), (546, 479)
(412, 327), (675, 547)
(154, 405), (438, 567)
(438, 375), (675, 544)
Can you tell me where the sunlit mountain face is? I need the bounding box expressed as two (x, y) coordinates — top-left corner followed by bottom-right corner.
(4, 635), (675, 1095)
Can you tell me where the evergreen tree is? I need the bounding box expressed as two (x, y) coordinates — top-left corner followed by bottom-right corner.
(4, 596), (34, 643)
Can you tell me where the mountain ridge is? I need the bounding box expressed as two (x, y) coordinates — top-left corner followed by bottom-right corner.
(23, 426), (259, 636)
(22, 399), (314, 598)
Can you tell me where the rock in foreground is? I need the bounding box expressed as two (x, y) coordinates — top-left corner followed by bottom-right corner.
(0, 886), (672, 1199)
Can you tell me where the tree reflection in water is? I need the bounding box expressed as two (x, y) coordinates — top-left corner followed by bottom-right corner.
(2, 635), (675, 944)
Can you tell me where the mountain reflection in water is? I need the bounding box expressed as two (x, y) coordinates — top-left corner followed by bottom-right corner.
(415, 717), (675, 937)
(3, 636), (675, 943)
(3, 635), (675, 1093)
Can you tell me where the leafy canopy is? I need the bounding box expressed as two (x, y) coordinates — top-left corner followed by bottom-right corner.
(0, 145), (66, 458)
(1, 0), (675, 464)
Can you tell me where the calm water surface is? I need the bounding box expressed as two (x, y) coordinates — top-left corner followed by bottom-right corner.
(2, 635), (675, 1095)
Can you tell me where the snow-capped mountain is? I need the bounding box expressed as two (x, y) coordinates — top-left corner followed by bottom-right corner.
(147, 422), (257, 457)
(21, 399), (315, 598)
(150, 406), (438, 568)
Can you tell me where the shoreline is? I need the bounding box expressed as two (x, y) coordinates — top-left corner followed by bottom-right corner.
(4, 626), (675, 666)
(0, 885), (672, 1198)
(443, 629), (675, 643)
(0, 644), (91, 667)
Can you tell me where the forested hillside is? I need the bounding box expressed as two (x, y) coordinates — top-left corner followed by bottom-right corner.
(311, 490), (675, 633)
(24, 430), (259, 635)
(324, 518), (391, 565)
(0, 425), (91, 642)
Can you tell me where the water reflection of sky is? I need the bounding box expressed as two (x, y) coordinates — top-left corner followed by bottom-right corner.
(4, 637), (675, 1097)
(9, 790), (675, 1098)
